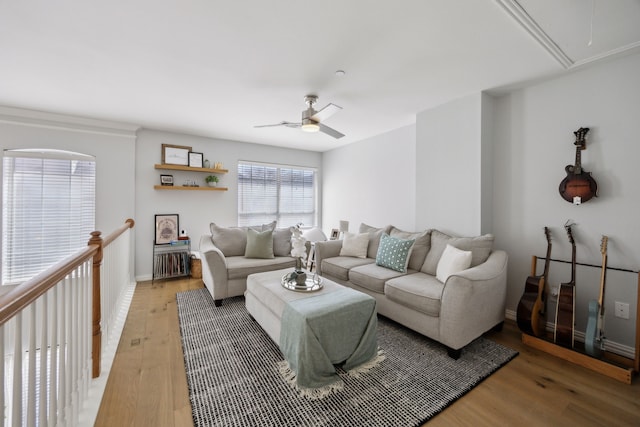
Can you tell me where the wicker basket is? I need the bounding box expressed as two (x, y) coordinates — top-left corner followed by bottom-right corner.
(190, 256), (202, 279)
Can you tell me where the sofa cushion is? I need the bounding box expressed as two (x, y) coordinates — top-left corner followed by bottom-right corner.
(349, 263), (411, 294)
(421, 230), (494, 275)
(389, 227), (432, 271)
(321, 256), (375, 281)
(210, 223), (247, 257)
(245, 228), (275, 259)
(359, 223), (392, 259)
(226, 256), (296, 280)
(339, 232), (369, 258)
(273, 227), (293, 256)
(375, 233), (415, 273)
(385, 273), (444, 317)
(436, 244), (472, 282)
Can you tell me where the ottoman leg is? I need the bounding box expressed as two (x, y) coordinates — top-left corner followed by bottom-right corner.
(214, 299), (223, 307)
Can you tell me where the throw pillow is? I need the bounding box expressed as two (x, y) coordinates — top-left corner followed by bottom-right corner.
(436, 244), (472, 283)
(389, 227), (432, 271)
(421, 230), (494, 275)
(210, 223), (247, 257)
(339, 232), (370, 258)
(359, 223), (392, 259)
(272, 227), (293, 256)
(375, 233), (416, 273)
(245, 228), (275, 259)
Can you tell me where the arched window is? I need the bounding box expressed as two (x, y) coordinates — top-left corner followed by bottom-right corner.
(2, 149), (96, 285)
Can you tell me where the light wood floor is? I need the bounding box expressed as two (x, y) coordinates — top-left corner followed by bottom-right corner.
(95, 277), (640, 426)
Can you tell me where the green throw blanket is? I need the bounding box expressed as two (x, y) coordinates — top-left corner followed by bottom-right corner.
(278, 288), (383, 399)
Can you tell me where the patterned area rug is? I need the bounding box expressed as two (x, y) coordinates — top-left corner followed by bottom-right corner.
(176, 289), (517, 427)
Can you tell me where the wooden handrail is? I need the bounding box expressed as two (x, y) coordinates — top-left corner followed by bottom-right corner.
(0, 245), (98, 326)
(103, 218), (135, 247)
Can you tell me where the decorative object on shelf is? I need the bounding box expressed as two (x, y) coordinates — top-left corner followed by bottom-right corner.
(559, 127), (598, 205)
(161, 144), (191, 166)
(290, 225), (308, 283)
(214, 162), (224, 169)
(160, 174), (174, 186)
(204, 159), (210, 168)
(188, 151), (204, 168)
(155, 214), (179, 244)
(329, 228), (340, 240)
(205, 175), (219, 187)
(179, 229), (189, 240)
(183, 179), (199, 187)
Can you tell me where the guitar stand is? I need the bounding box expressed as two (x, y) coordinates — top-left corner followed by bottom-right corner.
(520, 255), (639, 384)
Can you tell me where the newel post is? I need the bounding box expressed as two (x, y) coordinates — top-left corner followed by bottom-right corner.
(89, 230), (103, 378)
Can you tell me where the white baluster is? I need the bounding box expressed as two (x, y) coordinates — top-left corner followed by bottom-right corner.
(12, 312), (22, 427)
(49, 286), (58, 424)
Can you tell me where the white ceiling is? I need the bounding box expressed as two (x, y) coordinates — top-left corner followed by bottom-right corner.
(1, 0), (639, 152)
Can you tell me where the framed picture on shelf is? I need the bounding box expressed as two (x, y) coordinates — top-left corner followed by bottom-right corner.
(329, 228), (340, 240)
(160, 174), (174, 186)
(188, 151), (204, 168)
(155, 214), (179, 244)
(161, 144), (192, 165)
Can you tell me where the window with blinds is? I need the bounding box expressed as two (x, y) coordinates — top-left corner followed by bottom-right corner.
(237, 161), (317, 228)
(2, 149), (96, 285)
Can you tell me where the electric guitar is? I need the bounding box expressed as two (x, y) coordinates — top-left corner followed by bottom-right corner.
(517, 227), (551, 336)
(555, 223), (576, 348)
(585, 236), (608, 358)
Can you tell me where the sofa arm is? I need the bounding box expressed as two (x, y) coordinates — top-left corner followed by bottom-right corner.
(438, 250), (508, 350)
(314, 240), (343, 276)
(199, 235), (229, 302)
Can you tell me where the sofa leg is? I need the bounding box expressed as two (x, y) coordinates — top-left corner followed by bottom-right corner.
(493, 321), (504, 332)
(447, 347), (462, 360)
(214, 299), (223, 307)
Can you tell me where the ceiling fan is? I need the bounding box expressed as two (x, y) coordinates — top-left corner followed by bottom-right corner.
(254, 95), (345, 139)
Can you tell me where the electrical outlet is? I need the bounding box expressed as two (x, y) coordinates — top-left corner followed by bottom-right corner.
(615, 301), (630, 320)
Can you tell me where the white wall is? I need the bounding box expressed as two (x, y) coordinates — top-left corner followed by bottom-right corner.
(134, 129), (322, 280)
(492, 52), (640, 347)
(415, 93), (484, 236)
(322, 124), (416, 234)
(0, 107), (137, 266)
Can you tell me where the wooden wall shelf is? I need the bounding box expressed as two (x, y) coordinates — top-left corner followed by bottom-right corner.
(154, 164), (229, 174)
(154, 185), (227, 191)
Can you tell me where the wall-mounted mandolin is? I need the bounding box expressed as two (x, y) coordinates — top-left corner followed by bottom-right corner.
(517, 227), (551, 337)
(559, 127), (598, 204)
(555, 222), (576, 348)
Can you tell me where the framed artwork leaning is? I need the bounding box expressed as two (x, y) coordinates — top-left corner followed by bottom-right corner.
(155, 214), (179, 244)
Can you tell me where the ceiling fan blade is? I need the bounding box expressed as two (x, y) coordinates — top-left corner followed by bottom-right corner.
(311, 103), (342, 122)
(254, 121), (301, 128)
(318, 123), (345, 139)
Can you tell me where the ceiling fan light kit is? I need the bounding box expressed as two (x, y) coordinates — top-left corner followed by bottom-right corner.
(254, 94), (345, 139)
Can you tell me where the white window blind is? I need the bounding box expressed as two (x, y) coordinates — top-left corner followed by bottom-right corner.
(2, 149), (96, 285)
(237, 161), (317, 228)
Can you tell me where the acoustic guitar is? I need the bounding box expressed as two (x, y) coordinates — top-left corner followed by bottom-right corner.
(517, 227), (551, 337)
(559, 127), (598, 204)
(585, 236), (608, 358)
(554, 223), (576, 348)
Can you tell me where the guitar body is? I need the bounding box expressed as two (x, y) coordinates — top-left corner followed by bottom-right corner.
(517, 227), (551, 337)
(559, 127), (598, 204)
(517, 276), (546, 336)
(555, 283), (575, 348)
(585, 300), (602, 357)
(585, 236), (608, 358)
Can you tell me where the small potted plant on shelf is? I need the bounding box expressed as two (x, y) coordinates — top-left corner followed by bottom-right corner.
(205, 175), (219, 187)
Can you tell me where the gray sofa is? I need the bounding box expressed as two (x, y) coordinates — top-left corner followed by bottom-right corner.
(199, 222), (297, 306)
(314, 224), (508, 359)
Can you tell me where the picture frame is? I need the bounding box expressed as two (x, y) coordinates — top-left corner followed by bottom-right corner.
(188, 151), (204, 168)
(160, 174), (174, 186)
(155, 214), (179, 244)
(330, 228), (340, 240)
(161, 144), (192, 165)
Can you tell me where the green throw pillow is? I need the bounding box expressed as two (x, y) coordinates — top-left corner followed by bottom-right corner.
(245, 228), (275, 259)
(375, 233), (415, 273)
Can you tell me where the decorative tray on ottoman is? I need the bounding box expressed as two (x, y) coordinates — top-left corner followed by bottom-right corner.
(281, 273), (323, 292)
